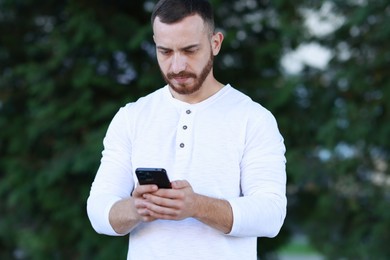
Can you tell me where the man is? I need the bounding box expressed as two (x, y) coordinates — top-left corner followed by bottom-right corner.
(87, 0), (287, 259)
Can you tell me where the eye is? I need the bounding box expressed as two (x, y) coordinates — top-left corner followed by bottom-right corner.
(157, 48), (172, 56)
(158, 49), (172, 56)
(184, 48), (197, 55)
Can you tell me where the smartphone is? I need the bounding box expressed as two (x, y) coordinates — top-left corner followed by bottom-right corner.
(135, 168), (171, 189)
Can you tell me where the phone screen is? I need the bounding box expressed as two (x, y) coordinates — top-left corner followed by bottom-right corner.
(135, 168), (171, 189)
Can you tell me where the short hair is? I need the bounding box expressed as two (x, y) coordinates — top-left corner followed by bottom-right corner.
(151, 0), (215, 34)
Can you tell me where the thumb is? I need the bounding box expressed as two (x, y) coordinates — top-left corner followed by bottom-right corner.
(171, 180), (190, 189)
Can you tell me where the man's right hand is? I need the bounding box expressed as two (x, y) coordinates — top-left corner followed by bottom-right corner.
(132, 184), (159, 222)
(108, 184), (159, 234)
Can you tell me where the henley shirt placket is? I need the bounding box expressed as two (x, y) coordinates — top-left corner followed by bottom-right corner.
(173, 108), (195, 179)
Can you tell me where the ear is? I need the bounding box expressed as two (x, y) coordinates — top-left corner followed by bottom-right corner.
(211, 32), (224, 56)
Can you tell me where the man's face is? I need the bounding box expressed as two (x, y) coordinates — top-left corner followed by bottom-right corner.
(153, 15), (214, 95)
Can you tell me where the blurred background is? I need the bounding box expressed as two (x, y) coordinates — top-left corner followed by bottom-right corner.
(1, 0), (389, 259)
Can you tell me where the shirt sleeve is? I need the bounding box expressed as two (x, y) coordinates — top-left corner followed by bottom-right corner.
(86, 105), (135, 236)
(228, 108), (287, 238)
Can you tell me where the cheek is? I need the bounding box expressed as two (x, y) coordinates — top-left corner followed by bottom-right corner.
(196, 52), (212, 68)
(157, 58), (169, 72)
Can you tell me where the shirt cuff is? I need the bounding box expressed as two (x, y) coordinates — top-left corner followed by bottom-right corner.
(87, 194), (123, 236)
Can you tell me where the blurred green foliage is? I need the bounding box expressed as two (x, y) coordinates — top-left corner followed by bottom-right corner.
(289, 1), (390, 259)
(0, 0), (389, 259)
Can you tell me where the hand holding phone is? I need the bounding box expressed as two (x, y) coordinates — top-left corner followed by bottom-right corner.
(135, 168), (171, 189)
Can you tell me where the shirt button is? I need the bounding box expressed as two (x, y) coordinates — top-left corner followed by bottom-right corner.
(183, 125), (188, 130)
(186, 110), (191, 114)
(179, 143), (185, 148)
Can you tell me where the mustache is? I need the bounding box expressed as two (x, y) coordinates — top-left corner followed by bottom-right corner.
(167, 71), (196, 79)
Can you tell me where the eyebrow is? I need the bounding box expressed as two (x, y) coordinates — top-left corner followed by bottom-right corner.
(156, 44), (200, 52)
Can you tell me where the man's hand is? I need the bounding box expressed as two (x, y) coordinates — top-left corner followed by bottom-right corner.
(141, 180), (233, 234)
(141, 180), (198, 221)
(108, 184), (161, 234)
(132, 184), (160, 222)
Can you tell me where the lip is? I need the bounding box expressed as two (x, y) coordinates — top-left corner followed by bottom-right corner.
(173, 76), (191, 84)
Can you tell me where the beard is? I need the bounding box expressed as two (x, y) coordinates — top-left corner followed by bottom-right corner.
(161, 51), (214, 95)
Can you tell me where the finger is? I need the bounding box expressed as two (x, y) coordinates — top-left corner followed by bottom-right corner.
(171, 180), (190, 189)
(147, 205), (179, 219)
(151, 188), (180, 199)
(133, 184), (158, 197)
(142, 197), (186, 220)
(135, 203), (158, 222)
(140, 213), (156, 222)
(148, 211), (179, 220)
(144, 194), (179, 208)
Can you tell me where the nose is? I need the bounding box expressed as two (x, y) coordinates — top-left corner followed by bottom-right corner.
(171, 53), (187, 74)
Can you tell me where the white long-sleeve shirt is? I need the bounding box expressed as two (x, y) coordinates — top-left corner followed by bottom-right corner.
(87, 84), (287, 260)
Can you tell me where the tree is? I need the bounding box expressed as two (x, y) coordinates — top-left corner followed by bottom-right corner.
(1, 0), (308, 258)
(0, 1), (158, 258)
(286, 0), (390, 258)
(5, 0), (388, 259)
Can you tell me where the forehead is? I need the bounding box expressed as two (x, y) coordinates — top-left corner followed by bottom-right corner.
(153, 14), (208, 47)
